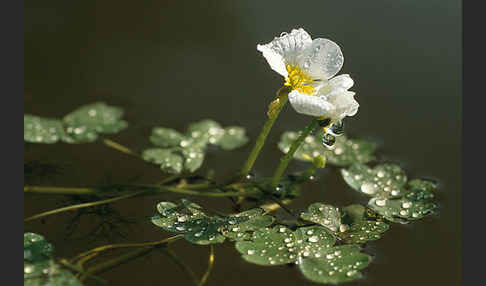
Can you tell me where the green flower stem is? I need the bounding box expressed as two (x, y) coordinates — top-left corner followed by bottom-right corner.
(271, 118), (319, 187)
(238, 86), (290, 179)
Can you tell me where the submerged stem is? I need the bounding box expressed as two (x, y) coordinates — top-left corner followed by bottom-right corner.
(198, 245), (215, 286)
(271, 119), (319, 187)
(238, 86), (290, 179)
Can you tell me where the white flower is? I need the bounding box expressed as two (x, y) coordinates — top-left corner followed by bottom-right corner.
(257, 28), (359, 121)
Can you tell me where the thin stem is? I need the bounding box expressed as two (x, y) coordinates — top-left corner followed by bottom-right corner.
(24, 184), (262, 198)
(198, 245), (215, 286)
(271, 118), (319, 187)
(102, 139), (139, 157)
(24, 185), (98, 195)
(72, 235), (184, 263)
(24, 190), (149, 222)
(80, 246), (154, 281)
(238, 86), (290, 179)
(162, 249), (199, 286)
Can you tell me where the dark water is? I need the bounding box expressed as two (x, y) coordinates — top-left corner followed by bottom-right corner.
(24, 1), (461, 285)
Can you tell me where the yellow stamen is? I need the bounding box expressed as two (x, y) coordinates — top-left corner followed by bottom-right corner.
(284, 65), (315, 95)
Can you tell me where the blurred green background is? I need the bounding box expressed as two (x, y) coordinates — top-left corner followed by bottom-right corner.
(24, 1), (461, 285)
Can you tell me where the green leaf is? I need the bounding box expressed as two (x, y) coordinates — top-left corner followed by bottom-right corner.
(278, 132), (376, 166)
(368, 189), (438, 223)
(235, 225), (371, 284)
(141, 148), (184, 174)
(186, 119), (225, 144)
(220, 209), (275, 241)
(24, 233), (54, 263)
(152, 200), (273, 245)
(217, 127), (249, 150)
(341, 163), (407, 198)
(339, 220), (389, 244)
(150, 127), (185, 147)
(181, 147), (205, 173)
(63, 102), (128, 134)
(299, 245), (371, 284)
(24, 115), (67, 144)
(24, 233), (83, 286)
(25, 260), (83, 286)
(300, 203), (343, 233)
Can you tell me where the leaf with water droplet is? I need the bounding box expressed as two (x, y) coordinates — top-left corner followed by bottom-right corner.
(24, 233), (54, 263)
(24, 232), (83, 286)
(141, 148), (184, 174)
(150, 127), (185, 147)
(299, 245), (371, 284)
(300, 203), (342, 233)
(186, 119), (225, 145)
(220, 208), (275, 241)
(278, 132), (376, 166)
(368, 189), (437, 223)
(152, 200), (273, 245)
(24, 115), (67, 144)
(181, 147), (205, 173)
(341, 163), (407, 198)
(62, 102), (127, 142)
(216, 126), (249, 150)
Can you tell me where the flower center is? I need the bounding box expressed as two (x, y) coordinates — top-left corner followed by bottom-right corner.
(284, 65), (315, 95)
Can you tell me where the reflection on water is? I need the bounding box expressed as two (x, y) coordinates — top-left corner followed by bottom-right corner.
(24, 0), (461, 285)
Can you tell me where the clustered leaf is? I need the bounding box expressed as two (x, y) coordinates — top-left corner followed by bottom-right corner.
(151, 199), (273, 245)
(278, 132), (377, 167)
(341, 163), (439, 223)
(24, 102), (127, 144)
(142, 119), (249, 174)
(24, 232), (83, 286)
(300, 203), (389, 244)
(235, 225), (371, 284)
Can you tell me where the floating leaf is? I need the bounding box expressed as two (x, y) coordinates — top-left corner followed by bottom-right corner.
(368, 189), (437, 223)
(341, 163), (407, 198)
(299, 245), (371, 284)
(186, 119), (225, 144)
(24, 233), (54, 262)
(63, 102), (128, 134)
(152, 200), (273, 245)
(150, 127), (185, 147)
(181, 147), (205, 173)
(300, 203), (343, 233)
(339, 220), (389, 244)
(235, 225), (370, 284)
(141, 148), (183, 174)
(220, 209), (274, 241)
(25, 102), (128, 144)
(24, 233), (83, 286)
(144, 120), (248, 174)
(24, 115), (67, 144)
(25, 260), (83, 286)
(278, 132), (376, 166)
(217, 127), (249, 150)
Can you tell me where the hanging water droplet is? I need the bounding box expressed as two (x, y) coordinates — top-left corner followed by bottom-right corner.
(329, 120), (344, 136)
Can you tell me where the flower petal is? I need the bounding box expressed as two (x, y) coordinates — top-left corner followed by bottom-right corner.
(329, 74), (354, 92)
(288, 90), (334, 117)
(326, 91), (359, 120)
(298, 38), (344, 80)
(257, 28), (313, 77)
